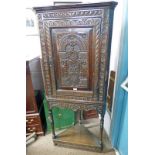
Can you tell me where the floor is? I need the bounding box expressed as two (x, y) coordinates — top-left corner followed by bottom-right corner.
(26, 118), (116, 155)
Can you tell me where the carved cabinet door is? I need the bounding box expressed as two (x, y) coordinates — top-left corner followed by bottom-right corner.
(51, 27), (93, 91)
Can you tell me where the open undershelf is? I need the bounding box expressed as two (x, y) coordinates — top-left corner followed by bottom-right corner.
(53, 124), (101, 152)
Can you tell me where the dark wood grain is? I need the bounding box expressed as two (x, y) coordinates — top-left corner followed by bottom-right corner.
(26, 61), (38, 114)
(83, 110), (98, 119)
(26, 123), (43, 135)
(26, 115), (41, 126)
(26, 61), (45, 136)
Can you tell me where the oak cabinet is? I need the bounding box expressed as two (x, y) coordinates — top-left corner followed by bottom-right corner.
(34, 2), (117, 151)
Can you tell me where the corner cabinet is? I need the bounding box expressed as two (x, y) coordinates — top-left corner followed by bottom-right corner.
(33, 2), (117, 152)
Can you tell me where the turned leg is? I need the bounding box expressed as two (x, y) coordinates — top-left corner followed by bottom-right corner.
(48, 109), (56, 139)
(100, 115), (104, 150)
(100, 102), (106, 150)
(80, 110), (84, 124)
(74, 110), (84, 125)
(75, 111), (79, 125)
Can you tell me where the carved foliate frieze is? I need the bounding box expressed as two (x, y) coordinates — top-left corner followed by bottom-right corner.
(48, 101), (102, 112)
(47, 18), (101, 27)
(43, 9), (103, 19)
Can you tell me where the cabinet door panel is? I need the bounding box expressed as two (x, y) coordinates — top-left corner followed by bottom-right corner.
(51, 27), (93, 91)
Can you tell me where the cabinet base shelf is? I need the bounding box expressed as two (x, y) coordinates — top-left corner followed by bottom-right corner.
(53, 124), (101, 152)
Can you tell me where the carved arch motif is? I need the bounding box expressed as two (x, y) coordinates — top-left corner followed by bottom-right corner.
(57, 33), (88, 88)
(58, 34), (87, 51)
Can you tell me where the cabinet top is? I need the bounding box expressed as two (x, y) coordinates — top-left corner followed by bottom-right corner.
(33, 1), (118, 13)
